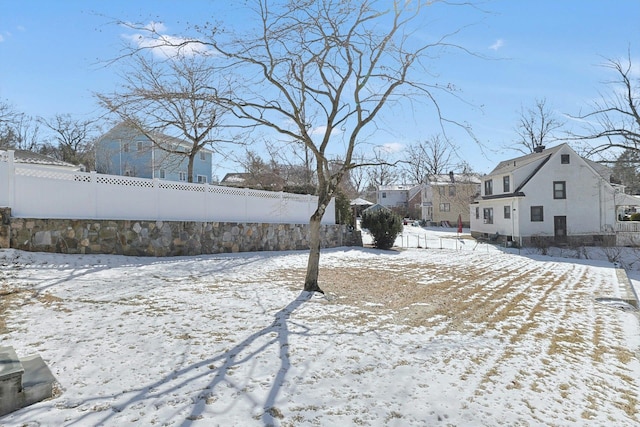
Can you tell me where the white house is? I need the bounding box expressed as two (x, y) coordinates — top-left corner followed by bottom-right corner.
(377, 184), (422, 216)
(470, 144), (640, 247)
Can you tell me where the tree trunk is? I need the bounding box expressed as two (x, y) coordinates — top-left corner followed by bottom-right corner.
(304, 211), (324, 293)
(187, 154), (195, 183)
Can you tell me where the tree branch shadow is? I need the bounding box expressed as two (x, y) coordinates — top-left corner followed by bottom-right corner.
(59, 290), (315, 426)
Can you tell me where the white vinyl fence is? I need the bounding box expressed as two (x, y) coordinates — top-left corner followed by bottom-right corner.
(0, 150), (334, 224)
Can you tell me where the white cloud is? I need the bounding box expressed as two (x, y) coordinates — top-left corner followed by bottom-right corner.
(122, 22), (210, 59)
(310, 125), (342, 136)
(377, 142), (404, 153)
(489, 39), (504, 51)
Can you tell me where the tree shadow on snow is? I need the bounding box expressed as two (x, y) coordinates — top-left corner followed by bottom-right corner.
(59, 290), (316, 427)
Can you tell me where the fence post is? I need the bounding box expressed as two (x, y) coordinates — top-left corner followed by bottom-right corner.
(91, 171), (98, 219)
(0, 151), (16, 210)
(204, 182), (209, 221)
(153, 178), (159, 220)
(279, 191), (284, 223)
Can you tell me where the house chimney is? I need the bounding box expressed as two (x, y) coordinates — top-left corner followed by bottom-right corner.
(449, 171), (454, 183)
(533, 144), (545, 153)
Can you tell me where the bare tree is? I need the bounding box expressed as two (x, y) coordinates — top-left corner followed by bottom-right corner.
(0, 110), (41, 152)
(612, 149), (640, 194)
(0, 100), (17, 127)
(366, 148), (400, 188)
(513, 98), (564, 154)
(403, 134), (454, 183)
(348, 152), (369, 195)
(39, 114), (100, 169)
(97, 52), (231, 182)
(132, 0), (476, 292)
(570, 51), (640, 155)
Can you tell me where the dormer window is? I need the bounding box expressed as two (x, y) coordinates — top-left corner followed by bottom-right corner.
(503, 176), (510, 193)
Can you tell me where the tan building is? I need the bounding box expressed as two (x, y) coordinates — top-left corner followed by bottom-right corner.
(421, 172), (481, 227)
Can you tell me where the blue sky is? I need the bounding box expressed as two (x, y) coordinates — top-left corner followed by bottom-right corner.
(1, 0), (639, 177)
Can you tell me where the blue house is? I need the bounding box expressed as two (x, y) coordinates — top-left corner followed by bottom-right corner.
(95, 123), (213, 183)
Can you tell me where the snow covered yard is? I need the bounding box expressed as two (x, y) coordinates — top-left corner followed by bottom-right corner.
(1, 228), (639, 426)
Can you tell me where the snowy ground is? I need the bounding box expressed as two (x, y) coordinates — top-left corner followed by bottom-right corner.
(1, 226), (639, 426)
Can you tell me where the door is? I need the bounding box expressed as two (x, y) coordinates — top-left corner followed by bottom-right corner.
(554, 216), (567, 242)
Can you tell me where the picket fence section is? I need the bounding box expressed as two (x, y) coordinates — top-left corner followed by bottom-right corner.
(0, 150), (333, 224)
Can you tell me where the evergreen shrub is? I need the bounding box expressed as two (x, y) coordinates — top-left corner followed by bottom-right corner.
(361, 208), (403, 250)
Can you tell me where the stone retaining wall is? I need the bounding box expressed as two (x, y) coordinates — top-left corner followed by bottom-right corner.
(0, 209), (362, 256)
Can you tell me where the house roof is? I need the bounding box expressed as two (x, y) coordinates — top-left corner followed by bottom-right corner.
(350, 197), (374, 206)
(98, 123), (214, 153)
(428, 174), (481, 185)
(221, 172), (249, 184)
(362, 203), (390, 214)
(378, 184), (419, 191)
(481, 143), (619, 201)
(488, 144), (565, 176)
(13, 150), (80, 169)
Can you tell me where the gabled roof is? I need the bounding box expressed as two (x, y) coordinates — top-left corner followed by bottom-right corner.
(350, 197), (374, 206)
(362, 203), (391, 214)
(488, 144), (564, 176)
(481, 143), (618, 201)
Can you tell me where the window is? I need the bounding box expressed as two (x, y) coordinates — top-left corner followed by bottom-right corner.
(159, 169), (165, 179)
(123, 143), (130, 153)
(449, 186), (456, 196)
(438, 186), (446, 196)
(197, 175), (207, 184)
(200, 151), (206, 161)
(137, 141), (143, 151)
(382, 192), (386, 198)
(179, 172), (187, 181)
(439, 203), (450, 212)
(483, 208), (493, 224)
(553, 181), (566, 199)
(504, 206), (511, 219)
(561, 154), (570, 164)
(484, 179), (493, 196)
(531, 206), (544, 222)
(503, 176), (510, 193)
(475, 207), (480, 219)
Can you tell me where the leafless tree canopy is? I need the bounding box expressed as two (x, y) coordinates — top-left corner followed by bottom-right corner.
(119, 0), (477, 292)
(570, 52), (640, 156)
(97, 53), (232, 182)
(403, 134), (454, 183)
(513, 98), (564, 154)
(39, 114), (100, 169)
(0, 110), (41, 152)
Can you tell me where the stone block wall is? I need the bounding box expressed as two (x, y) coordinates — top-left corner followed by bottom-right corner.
(3, 215), (362, 256)
(0, 208), (9, 249)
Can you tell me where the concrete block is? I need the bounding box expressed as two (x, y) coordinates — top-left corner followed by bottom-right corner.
(20, 354), (55, 407)
(0, 347), (57, 417)
(0, 346), (24, 417)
